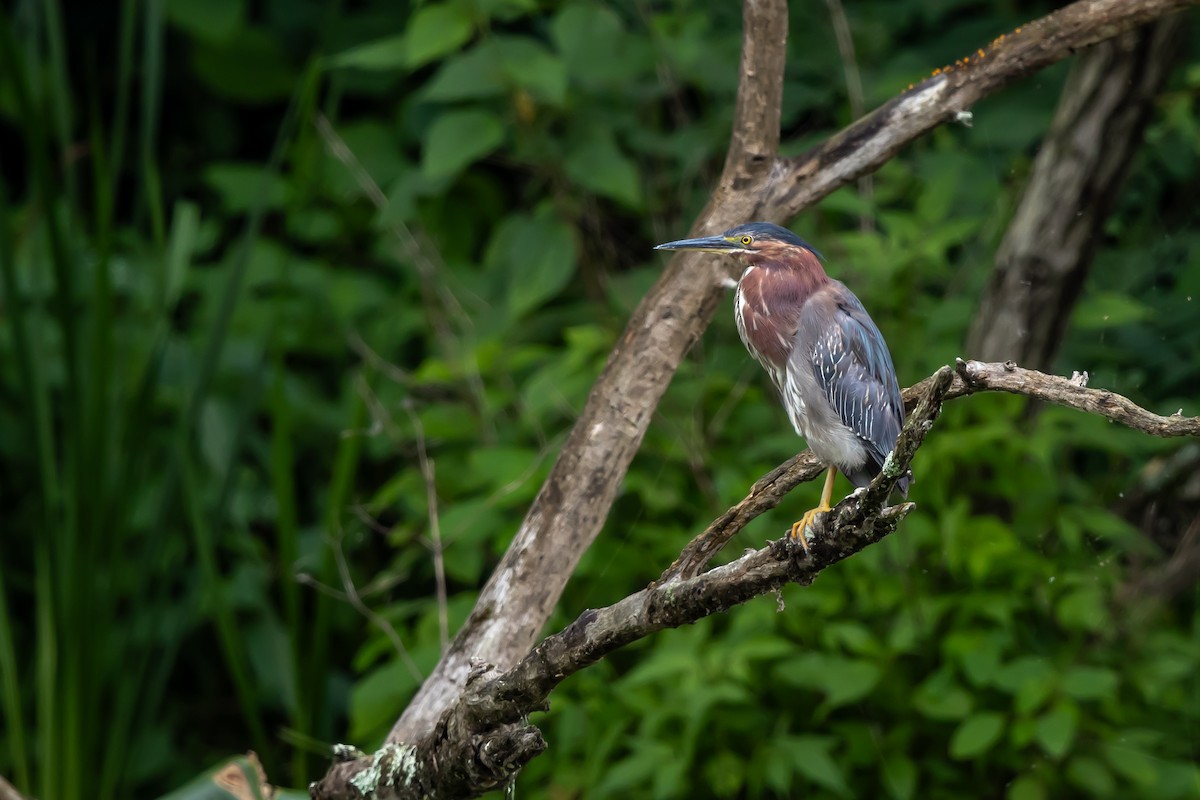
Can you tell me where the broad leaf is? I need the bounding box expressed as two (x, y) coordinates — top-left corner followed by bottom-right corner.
(486, 210), (578, 317)
(950, 712), (1005, 759)
(565, 128), (642, 208)
(404, 3), (474, 68)
(1034, 703), (1078, 759)
(422, 110), (505, 179)
(327, 35), (407, 71)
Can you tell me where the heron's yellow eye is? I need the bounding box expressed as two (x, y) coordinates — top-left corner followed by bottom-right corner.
(740, 236), (752, 246)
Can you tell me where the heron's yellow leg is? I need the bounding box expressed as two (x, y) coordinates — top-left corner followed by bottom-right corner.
(789, 467), (838, 552)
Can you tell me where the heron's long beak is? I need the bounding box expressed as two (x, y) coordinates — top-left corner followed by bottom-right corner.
(653, 235), (743, 253)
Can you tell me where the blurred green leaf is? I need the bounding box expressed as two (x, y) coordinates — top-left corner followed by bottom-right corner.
(1102, 741), (1158, 787)
(154, 754), (274, 800)
(475, 0), (537, 19)
(327, 35), (407, 71)
(551, 2), (633, 86)
(494, 37), (567, 105)
(882, 754), (917, 800)
(593, 742), (674, 796)
(1006, 775), (1046, 800)
(204, 163), (288, 213)
(950, 713), (1005, 759)
(1034, 703), (1078, 759)
(774, 653), (883, 710)
(786, 737), (851, 797)
(421, 109), (505, 179)
(819, 660), (882, 710)
(164, 0), (244, 43)
(348, 662), (417, 741)
(564, 128), (642, 208)
(404, 4), (474, 68)
(486, 209), (577, 317)
(1067, 756), (1116, 797)
(1062, 665), (1118, 700)
(423, 43), (507, 100)
(913, 673), (973, 720)
(1074, 291), (1150, 330)
(1056, 587), (1108, 632)
(190, 29), (295, 103)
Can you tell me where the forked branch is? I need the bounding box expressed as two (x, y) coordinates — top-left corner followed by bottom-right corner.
(387, 0), (1200, 745)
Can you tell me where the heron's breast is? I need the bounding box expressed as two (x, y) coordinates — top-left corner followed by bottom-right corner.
(734, 267), (797, 372)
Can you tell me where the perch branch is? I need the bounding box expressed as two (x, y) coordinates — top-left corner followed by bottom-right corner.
(661, 360), (1200, 582)
(312, 362), (1200, 799)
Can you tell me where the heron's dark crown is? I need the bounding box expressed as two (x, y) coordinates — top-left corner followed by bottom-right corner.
(723, 222), (822, 258)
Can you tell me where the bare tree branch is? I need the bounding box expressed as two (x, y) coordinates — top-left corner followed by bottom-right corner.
(384, 0), (1200, 752)
(311, 362), (1200, 799)
(764, 0), (1198, 219)
(945, 360), (1200, 438)
(0, 776), (31, 800)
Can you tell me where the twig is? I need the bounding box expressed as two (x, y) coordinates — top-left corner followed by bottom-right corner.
(299, 532), (424, 684)
(348, 332), (412, 386)
(823, 0), (874, 232)
(766, 0), (1199, 219)
(314, 115), (497, 444)
(403, 402), (451, 655)
(313, 115), (466, 331)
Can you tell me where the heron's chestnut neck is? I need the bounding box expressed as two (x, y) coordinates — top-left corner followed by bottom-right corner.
(739, 245), (829, 302)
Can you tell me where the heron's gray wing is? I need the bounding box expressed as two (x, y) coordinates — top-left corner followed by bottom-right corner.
(804, 282), (906, 487)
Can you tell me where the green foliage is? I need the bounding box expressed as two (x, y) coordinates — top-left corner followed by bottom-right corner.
(1, 0), (1198, 799)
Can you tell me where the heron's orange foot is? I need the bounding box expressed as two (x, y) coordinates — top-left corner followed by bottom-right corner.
(789, 504), (832, 553)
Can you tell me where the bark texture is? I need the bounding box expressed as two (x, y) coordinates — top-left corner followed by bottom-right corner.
(388, 0), (1200, 745)
(311, 361), (1200, 800)
(966, 15), (1188, 369)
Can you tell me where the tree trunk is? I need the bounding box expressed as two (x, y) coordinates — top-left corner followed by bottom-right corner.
(966, 16), (1187, 370)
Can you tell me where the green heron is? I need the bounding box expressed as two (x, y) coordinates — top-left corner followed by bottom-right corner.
(655, 222), (907, 548)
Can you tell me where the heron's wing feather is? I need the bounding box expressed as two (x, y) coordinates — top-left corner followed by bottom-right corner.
(804, 283), (905, 469)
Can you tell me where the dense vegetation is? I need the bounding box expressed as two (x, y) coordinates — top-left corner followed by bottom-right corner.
(1, 1), (1197, 798)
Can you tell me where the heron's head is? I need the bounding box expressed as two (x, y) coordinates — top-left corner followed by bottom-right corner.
(654, 222), (821, 265)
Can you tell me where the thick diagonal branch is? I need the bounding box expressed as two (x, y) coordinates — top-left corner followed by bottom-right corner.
(765, 0), (1197, 218)
(387, 0), (792, 743)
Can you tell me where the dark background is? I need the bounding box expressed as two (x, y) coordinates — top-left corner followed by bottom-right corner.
(1, 1), (1197, 798)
